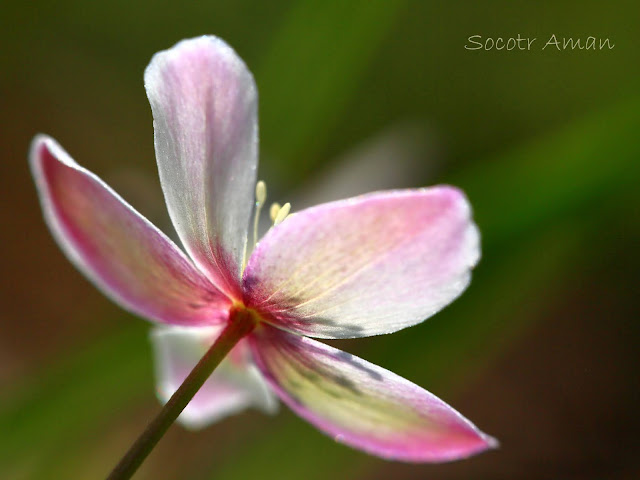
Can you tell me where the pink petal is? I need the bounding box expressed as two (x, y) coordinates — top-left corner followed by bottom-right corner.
(144, 36), (258, 297)
(30, 135), (230, 327)
(244, 188), (480, 339)
(151, 325), (278, 428)
(250, 326), (496, 462)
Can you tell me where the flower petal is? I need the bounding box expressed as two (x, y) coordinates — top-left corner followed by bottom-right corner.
(244, 188), (479, 338)
(251, 326), (496, 462)
(151, 325), (278, 428)
(144, 36), (258, 296)
(30, 135), (230, 327)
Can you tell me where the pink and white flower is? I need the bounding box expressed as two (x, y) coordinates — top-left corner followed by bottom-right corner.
(30, 36), (496, 462)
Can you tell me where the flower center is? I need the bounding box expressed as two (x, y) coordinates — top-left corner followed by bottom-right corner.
(228, 302), (269, 339)
(229, 302), (261, 326)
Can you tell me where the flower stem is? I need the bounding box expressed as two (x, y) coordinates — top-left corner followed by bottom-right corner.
(107, 309), (256, 480)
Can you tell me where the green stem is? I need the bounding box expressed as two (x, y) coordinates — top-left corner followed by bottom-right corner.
(107, 309), (256, 480)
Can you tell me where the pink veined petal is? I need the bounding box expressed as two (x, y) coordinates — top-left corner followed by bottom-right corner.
(243, 187), (480, 339)
(144, 36), (258, 297)
(250, 326), (497, 462)
(30, 135), (230, 327)
(151, 325), (278, 428)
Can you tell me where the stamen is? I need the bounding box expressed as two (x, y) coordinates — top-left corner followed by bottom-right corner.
(273, 202), (291, 226)
(253, 181), (266, 248)
(243, 180), (266, 269)
(269, 202), (281, 222)
(242, 183), (291, 269)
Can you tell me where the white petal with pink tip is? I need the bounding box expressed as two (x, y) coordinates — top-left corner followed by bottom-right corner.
(30, 135), (229, 327)
(250, 326), (496, 462)
(152, 326), (278, 428)
(145, 36), (258, 296)
(244, 188), (480, 339)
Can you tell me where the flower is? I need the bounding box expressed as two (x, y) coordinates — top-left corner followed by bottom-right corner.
(30, 36), (496, 462)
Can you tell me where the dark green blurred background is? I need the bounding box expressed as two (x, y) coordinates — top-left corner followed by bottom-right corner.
(1, 1), (639, 479)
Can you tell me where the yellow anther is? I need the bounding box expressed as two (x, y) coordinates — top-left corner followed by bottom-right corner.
(255, 180), (267, 206)
(273, 202), (291, 226)
(269, 202), (281, 222)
